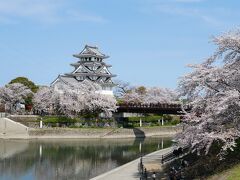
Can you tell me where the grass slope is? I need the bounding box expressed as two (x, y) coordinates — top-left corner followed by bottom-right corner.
(209, 164), (240, 180)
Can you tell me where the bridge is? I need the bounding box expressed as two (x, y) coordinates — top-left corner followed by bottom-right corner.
(117, 103), (190, 115)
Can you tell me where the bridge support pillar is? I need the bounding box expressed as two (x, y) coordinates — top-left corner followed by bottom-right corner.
(161, 116), (164, 126)
(39, 145), (42, 157)
(139, 142), (142, 153)
(40, 120), (43, 129)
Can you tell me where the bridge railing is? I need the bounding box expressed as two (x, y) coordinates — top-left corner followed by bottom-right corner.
(118, 103), (183, 108)
(138, 145), (190, 179)
(161, 145), (190, 164)
(0, 113), (6, 118)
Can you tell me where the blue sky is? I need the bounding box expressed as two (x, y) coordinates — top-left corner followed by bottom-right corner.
(0, 0), (239, 89)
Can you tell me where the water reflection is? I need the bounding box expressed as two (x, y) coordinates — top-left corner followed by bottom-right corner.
(0, 137), (172, 180)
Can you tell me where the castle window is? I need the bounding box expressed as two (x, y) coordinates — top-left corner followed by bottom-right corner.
(76, 76), (84, 81)
(92, 76), (98, 80)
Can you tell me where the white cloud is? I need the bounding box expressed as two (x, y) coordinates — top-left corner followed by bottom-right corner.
(139, 0), (222, 27)
(155, 4), (221, 26)
(0, 0), (107, 24)
(174, 0), (205, 3)
(143, 0), (205, 4)
(66, 10), (107, 23)
(0, 16), (15, 24)
(0, 0), (61, 23)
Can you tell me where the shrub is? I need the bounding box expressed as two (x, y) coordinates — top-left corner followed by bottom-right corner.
(41, 116), (79, 123)
(128, 115), (162, 122)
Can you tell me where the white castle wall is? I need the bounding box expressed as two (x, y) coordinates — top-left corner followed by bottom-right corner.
(99, 90), (114, 96)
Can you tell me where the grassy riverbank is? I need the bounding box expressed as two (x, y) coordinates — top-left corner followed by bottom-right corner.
(208, 164), (240, 180)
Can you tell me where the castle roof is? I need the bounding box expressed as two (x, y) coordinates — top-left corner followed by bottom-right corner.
(51, 75), (115, 88)
(70, 62), (112, 68)
(51, 75), (78, 87)
(73, 45), (109, 59)
(65, 72), (116, 78)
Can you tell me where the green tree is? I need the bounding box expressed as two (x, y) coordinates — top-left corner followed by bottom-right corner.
(9, 77), (39, 107)
(9, 77), (39, 93)
(136, 86), (146, 95)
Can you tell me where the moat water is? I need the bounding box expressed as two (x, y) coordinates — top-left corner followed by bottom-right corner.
(0, 137), (172, 180)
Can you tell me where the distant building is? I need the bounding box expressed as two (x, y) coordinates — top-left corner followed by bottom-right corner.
(51, 45), (116, 95)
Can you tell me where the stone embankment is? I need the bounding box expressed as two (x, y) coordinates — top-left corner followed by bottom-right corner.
(0, 118), (29, 138)
(0, 117), (182, 139)
(28, 126), (181, 139)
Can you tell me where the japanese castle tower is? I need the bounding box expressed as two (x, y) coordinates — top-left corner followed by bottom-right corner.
(51, 45), (116, 95)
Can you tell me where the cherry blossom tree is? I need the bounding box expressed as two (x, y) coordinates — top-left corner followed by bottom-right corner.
(143, 87), (178, 104)
(114, 80), (133, 99)
(177, 29), (240, 155)
(33, 81), (117, 117)
(0, 83), (33, 113)
(121, 86), (178, 104)
(32, 86), (59, 114)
